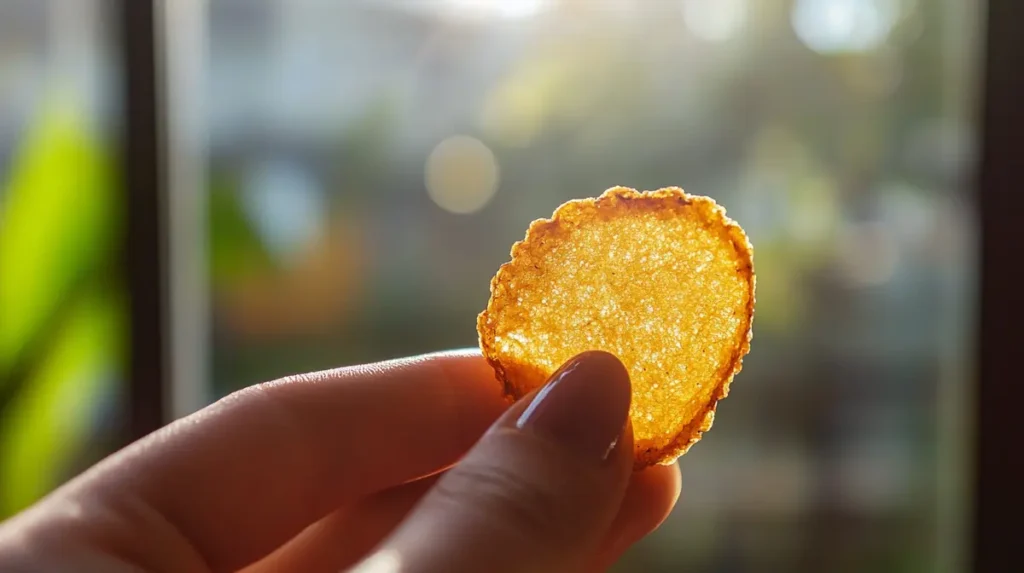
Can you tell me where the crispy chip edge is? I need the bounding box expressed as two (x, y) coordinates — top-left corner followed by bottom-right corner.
(477, 186), (756, 468)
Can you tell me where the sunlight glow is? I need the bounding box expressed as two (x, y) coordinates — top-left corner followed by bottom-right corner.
(682, 0), (748, 43)
(791, 0), (898, 54)
(442, 0), (552, 21)
(350, 550), (403, 573)
(242, 159), (326, 264)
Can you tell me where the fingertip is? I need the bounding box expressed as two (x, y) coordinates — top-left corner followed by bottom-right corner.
(591, 461), (682, 570)
(653, 462), (682, 525)
(435, 351), (510, 440)
(667, 462), (682, 505)
(628, 462), (682, 535)
(433, 350), (501, 396)
(574, 350), (630, 377)
(368, 351), (639, 573)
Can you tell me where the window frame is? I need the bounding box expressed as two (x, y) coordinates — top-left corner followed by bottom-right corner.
(120, 0), (166, 442)
(973, 0), (1024, 569)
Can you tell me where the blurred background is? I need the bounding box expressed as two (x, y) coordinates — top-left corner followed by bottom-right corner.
(0, 0), (982, 571)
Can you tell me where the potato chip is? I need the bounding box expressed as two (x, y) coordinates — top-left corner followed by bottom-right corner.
(478, 186), (755, 467)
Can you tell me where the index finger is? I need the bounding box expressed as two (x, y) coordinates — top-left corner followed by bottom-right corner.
(62, 350), (508, 572)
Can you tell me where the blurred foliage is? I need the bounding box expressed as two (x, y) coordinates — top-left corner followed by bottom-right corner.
(0, 97), (122, 517)
(202, 2), (976, 571)
(208, 172), (274, 288)
(0, 98), (117, 375)
(0, 288), (123, 515)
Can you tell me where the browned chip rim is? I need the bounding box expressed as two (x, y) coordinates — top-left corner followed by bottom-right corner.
(477, 186), (756, 468)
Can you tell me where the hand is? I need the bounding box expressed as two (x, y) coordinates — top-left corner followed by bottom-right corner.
(0, 350), (680, 572)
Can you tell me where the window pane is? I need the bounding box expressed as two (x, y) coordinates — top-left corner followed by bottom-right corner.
(196, 0), (980, 570)
(0, 0), (126, 517)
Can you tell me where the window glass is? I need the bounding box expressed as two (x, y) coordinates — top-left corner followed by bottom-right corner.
(202, 1), (979, 570)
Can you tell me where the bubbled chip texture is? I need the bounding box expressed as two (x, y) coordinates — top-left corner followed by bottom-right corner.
(478, 186), (755, 467)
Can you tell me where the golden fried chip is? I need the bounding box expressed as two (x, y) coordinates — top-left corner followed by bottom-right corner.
(478, 186), (755, 467)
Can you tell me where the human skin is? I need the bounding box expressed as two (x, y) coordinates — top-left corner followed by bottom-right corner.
(0, 350), (680, 573)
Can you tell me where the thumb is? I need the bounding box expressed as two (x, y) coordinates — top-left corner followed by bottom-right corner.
(353, 350), (633, 573)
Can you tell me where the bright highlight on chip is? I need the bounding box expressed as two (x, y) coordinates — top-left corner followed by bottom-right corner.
(478, 186), (755, 467)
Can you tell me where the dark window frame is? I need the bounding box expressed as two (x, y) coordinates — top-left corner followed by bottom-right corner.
(973, 0), (1024, 569)
(119, 0), (166, 442)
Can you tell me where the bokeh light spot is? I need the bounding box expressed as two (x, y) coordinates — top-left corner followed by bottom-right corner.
(838, 221), (900, 286)
(441, 0), (552, 21)
(682, 0), (748, 43)
(425, 135), (500, 214)
(242, 159), (326, 265)
(792, 0), (899, 54)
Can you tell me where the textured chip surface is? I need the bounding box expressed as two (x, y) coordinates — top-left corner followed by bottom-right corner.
(478, 186), (755, 467)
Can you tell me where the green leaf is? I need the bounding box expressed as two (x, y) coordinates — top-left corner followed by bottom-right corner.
(208, 173), (274, 286)
(0, 97), (117, 378)
(0, 287), (124, 517)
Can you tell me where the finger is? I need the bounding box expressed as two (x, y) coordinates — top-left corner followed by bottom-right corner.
(588, 463), (681, 571)
(243, 476), (440, 573)
(50, 350), (509, 572)
(246, 463), (680, 573)
(356, 351), (634, 573)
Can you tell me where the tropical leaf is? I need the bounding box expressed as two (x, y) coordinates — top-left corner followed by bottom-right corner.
(0, 97), (117, 379)
(0, 287), (124, 516)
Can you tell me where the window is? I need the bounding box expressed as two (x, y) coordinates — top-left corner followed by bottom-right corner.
(188, 1), (981, 571)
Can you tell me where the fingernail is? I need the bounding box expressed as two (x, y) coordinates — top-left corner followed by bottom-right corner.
(516, 351), (631, 462)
